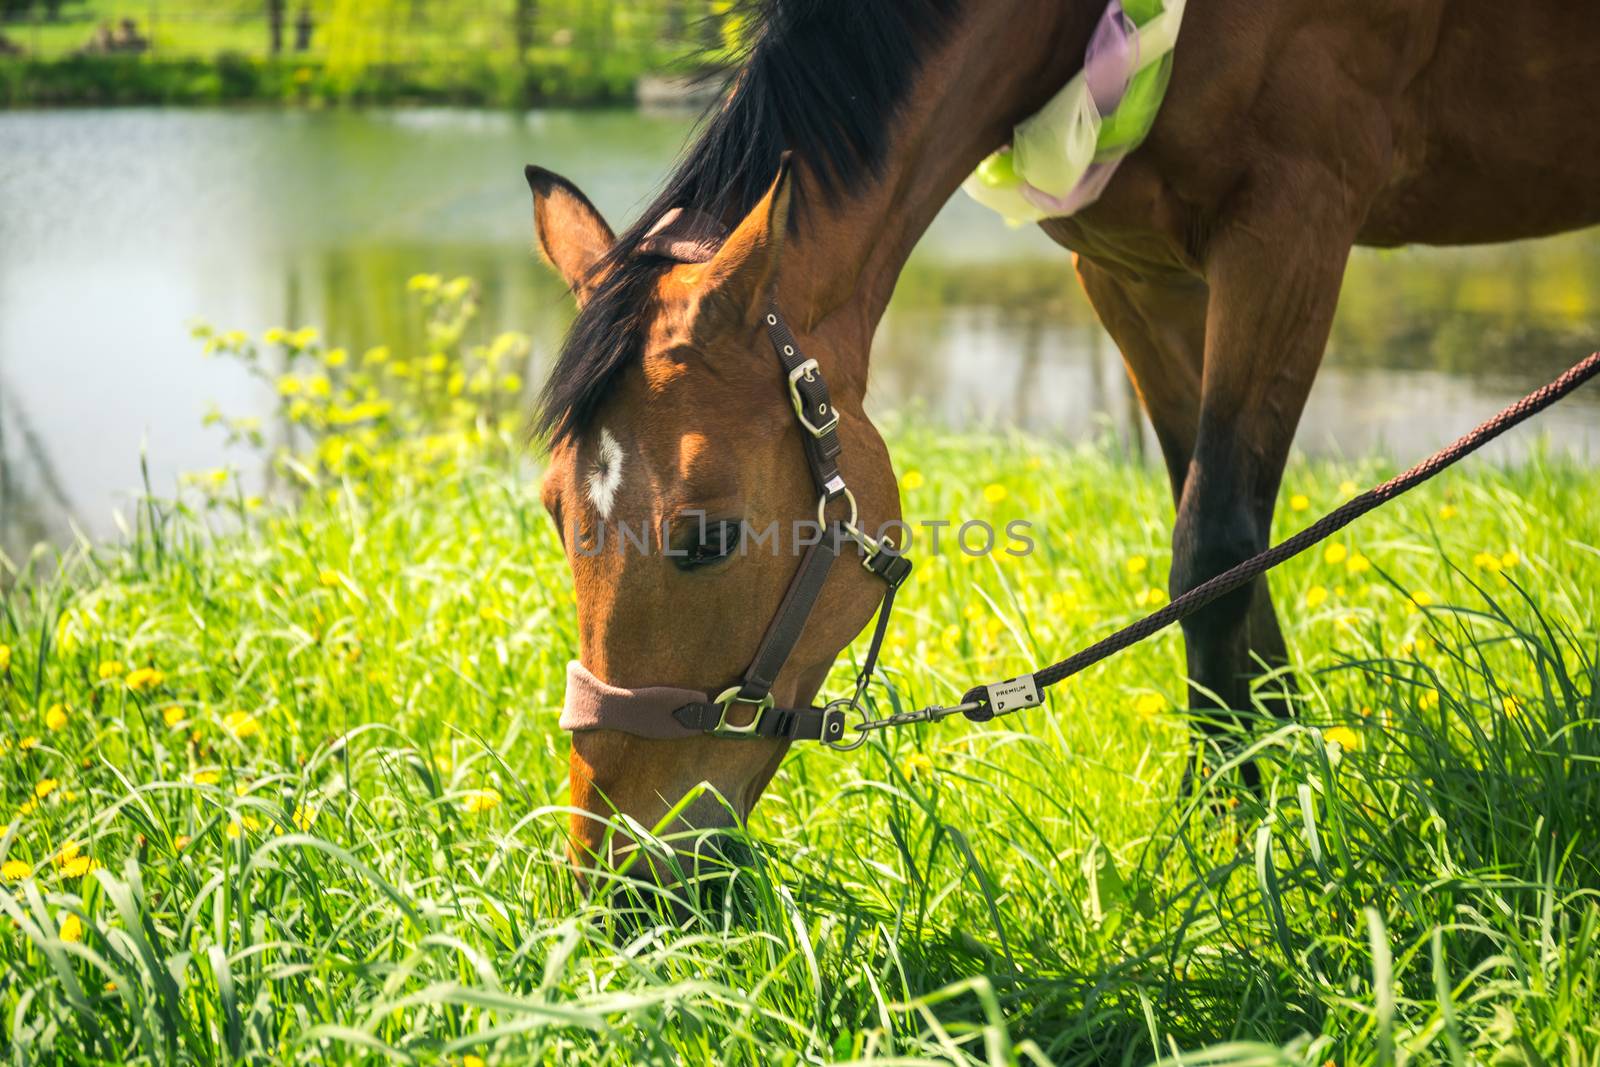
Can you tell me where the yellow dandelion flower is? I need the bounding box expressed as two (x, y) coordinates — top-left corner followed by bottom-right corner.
(1305, 585), (1329, 608)
(0, 644), (10, 672)
(193, 770), (220, 786)
(1411, 590), (1433, 608)
(463, 1056), (486, 1067)
(1323, 543), (1348, 566)
(263, 327), (289, 345)
(19, 736), (41, 751)
(1502, 696), (1524, 719)
(223, 711), (262, 739)
(2, 859), (31, 880)
(1338, 480), (1358, 497)
(1438, 504), (1459, 520)
(1125, 555), (1149, 576)
(55, 841), (80, 865)
(225, 815), (262, 839)
(59, 914), (84, 943)
(982, 483), (1008, 504)
(126, 667), (165, 693)
(324, 347), (348, 367)
(1324, 725), (1361, 751)
(319, 569), (341, 587)
(1289, 494), (1310, 512)
(362, 345), (390, 366)
(292, 805), (317, 832)
(307, 374), (332, 399)
(463, 788), (502, 814)
(174, 835), (191, 852)
(941, 624), (962, 652)
(1133, 692), (1168, 717)
(35, 779), (59, 799)
(1500, 549), (1520, 569)
(901, 752), (934, 779)
(61, 856), (95, 878)
(44, 704), (68, 731)
(1345, 553), (1371, 575)
(276, 374), (303, 397)
(97, 661), (124, 681)
(18, 798), (38, 816)
(1419, 689), (1440, 712)
(1135, 587), (1167, 607)
(163, 706), (184, 727)
(406, 273), (441, 293)
(1473, 551), (1502, 573)
(901, 470), (925, 491)
(289, 327), (319, 349)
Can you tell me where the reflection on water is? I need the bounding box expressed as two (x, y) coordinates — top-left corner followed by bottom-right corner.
(1, 107), (1597, 554)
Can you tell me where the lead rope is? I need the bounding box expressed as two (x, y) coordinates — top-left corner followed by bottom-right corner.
(835, 350), (1600, 744)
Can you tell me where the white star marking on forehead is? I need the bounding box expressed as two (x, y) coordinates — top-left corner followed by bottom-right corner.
(585, 427), (625, 520)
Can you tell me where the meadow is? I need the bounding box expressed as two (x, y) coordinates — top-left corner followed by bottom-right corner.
(1, 279), (1597, 1064)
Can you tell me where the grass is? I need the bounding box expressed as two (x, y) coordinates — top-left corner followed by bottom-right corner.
(1, 280), (1598, 1063)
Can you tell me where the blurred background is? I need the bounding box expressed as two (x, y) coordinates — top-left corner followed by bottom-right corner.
(2, 0), (1598, 555)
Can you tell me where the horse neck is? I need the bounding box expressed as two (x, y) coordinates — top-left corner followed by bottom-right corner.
(781, 1), (1099, 394)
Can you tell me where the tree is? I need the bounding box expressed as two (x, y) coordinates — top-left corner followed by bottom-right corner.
(514, 0), (536, 61)
(267, 0), (285, 53)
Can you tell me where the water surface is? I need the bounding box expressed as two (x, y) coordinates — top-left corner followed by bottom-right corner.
(2, 107), (1597, 553)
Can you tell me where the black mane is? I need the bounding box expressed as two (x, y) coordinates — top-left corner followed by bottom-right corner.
(535, 0), (965, 444)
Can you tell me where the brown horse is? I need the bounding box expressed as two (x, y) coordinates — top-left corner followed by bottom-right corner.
(528, 0), (1600, 872)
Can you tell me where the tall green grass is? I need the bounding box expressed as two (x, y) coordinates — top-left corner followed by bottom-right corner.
(1, 288), (1596, 1063)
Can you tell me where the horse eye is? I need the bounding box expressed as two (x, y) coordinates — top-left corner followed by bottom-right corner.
(674, 519), (742, 571)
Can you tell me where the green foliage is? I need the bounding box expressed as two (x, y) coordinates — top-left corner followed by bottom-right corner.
(0, 0), (716, 106)
(1, 280), (1598, 1062)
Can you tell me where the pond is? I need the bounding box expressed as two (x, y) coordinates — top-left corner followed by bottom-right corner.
(2, 107), (1597, 554)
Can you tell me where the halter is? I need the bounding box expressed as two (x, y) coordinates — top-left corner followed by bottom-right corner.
(559, 207), (931, 749)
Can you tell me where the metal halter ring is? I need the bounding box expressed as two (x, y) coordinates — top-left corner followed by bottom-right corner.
(817, 486), (860, 532)
(822, 699), (871, 751)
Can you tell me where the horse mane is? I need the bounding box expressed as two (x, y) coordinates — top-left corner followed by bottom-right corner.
(534, 0), (967, 445)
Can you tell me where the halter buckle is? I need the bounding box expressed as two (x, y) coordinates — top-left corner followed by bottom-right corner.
(788, 360), (839, 438)
(710, 687), (775, 736)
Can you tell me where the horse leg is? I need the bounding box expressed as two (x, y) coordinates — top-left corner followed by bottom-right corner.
(1173, 172), (1360, 791)
(1071, 257), (1205, 501)
(1073, 257), (1297, 786)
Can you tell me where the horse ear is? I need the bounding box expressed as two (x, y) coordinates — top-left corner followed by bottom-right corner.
(526, 165), (616, 306)
(695, 154), (793, 325)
